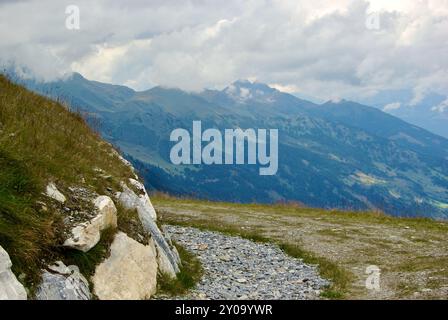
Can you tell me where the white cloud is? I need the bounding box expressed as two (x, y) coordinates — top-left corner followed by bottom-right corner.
(383, 102), (401, 112)
(269, 83), (300, 94)
(0, 0), (447, 100)
(431, 98), (448, 113)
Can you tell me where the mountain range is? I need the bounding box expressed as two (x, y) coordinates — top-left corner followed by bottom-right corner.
(8, 72), (448, 219)
(357, 90), (448, 140)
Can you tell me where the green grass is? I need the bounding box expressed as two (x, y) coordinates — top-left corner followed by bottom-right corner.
(0, 75), (134, 191)
(157, 241), (203, 296)
(116, 203), (150, 245)
(277, 243), (351, 299)
(0, 75), (136, 292)
(0, 150), (58, 289)
(152, 193), (448, 233)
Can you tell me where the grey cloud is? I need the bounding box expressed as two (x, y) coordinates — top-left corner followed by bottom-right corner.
(0, 0), (447, 102)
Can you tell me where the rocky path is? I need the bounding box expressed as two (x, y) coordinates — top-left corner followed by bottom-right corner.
(164, 225), (329, 300)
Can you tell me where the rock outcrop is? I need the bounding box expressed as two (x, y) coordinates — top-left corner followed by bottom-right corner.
(35, 160), (181, 299)
(63, 195), (117, 252)
(92, 232), (158, 300)
(158, 226), (182, 276)
(116, 179), (180, 277)
(117, 181), (157, 220)
(36, 261), (90, 300)
(0, 246), (27, 300)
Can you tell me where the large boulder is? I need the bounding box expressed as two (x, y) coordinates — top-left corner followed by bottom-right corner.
(116, 180), (180, 276)
(92, 232), (158, 300)
(36, 261), (90, 300)
(0, 246), (27, 300)
(63, 195), (117, 252)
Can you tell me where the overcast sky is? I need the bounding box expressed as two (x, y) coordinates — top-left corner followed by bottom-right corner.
(1, 0), (447, 103)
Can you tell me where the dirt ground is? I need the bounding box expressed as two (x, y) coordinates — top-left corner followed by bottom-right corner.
(153, 197), (448, 300)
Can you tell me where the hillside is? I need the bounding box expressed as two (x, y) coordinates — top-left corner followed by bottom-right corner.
(153, 195), (448, 299)
(14, 73), (448, 219)
(1, 75), (447, 301)
(0, 75), (183, 299)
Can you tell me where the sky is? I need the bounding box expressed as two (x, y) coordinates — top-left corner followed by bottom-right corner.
(1, 0), (448, 104)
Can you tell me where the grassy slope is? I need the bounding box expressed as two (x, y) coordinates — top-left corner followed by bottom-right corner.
(0, 75), (135, 290)
(152, 194), (448, 300)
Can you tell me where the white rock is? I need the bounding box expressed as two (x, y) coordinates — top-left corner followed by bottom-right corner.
(116, 182), (180, 275)
(116, 184), (137, 209)
(172, 245), (181, 265)
(93, 195), (118, 221)
(128, 178), (145, 193)
(45, 182), (66, 203)
(63, 195), (117, 252)
(119, 179), (157, 220)
(0, 246), (27, 300)
(157, 248), (177, 278)
(36, 261), (91, 300)
(47, 261), (72, 274)
(161, 226), (181, 265)
(92, 232), (158, 300)
(118, 155), (133, 168)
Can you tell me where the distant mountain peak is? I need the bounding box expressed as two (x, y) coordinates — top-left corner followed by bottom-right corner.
(223, 79), (277, 103)
(69, 72), (86, 81)
(324, 98), (348, 105)
(231, 79), (275, 91)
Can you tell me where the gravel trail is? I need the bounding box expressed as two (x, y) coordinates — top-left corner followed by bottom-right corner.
(164, 225), (329, 300)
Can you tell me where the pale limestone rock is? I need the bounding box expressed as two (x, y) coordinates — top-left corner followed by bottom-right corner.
(172, 245), (181, 265)
(116, 184), (136, 209)
(92, 232), (158, 300)
(0, 246), (27, 300)
(157, 248), (177, 278)
(161, 226), (181, 265)
(118, 179), (157, 220)
(116, 182), (180, 275)
(63, 195), (117, 252)
(118, 155), (133, 168)
(45, 182), (66, 203)
(36, 261), (90, 300)
(128, 178), (146, 193)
